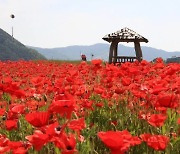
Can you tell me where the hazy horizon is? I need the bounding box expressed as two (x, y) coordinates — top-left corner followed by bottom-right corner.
(28, 42), (180, 53)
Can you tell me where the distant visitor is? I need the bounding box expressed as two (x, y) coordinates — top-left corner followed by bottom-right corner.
(81, 54), (87, 61)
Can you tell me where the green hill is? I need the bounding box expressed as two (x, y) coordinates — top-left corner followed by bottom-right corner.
(0, 28), (46, 61)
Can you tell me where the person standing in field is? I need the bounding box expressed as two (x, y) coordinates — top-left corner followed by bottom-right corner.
(81, 54), (87, 61)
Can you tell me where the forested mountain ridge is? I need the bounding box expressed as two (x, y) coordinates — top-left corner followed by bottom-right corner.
(0, 28), (46, 61)
(31, 43), (180, 62)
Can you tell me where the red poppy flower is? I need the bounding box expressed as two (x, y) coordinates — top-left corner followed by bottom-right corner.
(48, 100), (75, 119)
(141, 134), (169, 151)
(154, 62), (164, 69)
(5, 120), (18, 131)
(121, 77), (131, 86)
(130, 136), (142, 146)
(13, 147), (28, 154)
(26, 130), (49, 151)
(3, 77), (12, 83)
(128, 67), (139, 75)
(81, 100), (93, 110)
(11, 104), (25, 114)
(94, 87), (104, 94)
(150, 84), (168, 95)
(25, 111), (50, 127)
(13, 89), (26, 98)
(0, 145), (9, 153)
(140, 133), (151, 142)
(157, 93), (178, 108)
(31, 77), (44, 86)
(114, 87), (125, 94)
(68, 118), (86, 131)
(8, 141), (26, 152)
(45, 122), (60, 137)
(0, 134), (10, 153)
(52, 132), (77, 154)
(91, 59), (102, 66)
(148, 114), (167, 127)
(6, 110), (19, 120)
(98, 130), (141, 154)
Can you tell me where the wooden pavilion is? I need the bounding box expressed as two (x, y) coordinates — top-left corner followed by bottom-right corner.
(102, 27), (148, 63)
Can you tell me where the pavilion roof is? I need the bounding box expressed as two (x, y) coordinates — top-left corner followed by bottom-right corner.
(102, 27), (148, 43)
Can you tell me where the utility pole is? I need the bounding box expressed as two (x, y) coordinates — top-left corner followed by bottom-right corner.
(10, 14), (15, 38)
(12, 27), (13, 38)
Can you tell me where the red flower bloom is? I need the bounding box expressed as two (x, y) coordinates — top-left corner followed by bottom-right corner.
(48, 100), (75, 119)
(45, 122), (60, 137)
(98, 130), (141, 154)
(94, 87), (104, 94)
(8, 141), (23, 148)
(5, 120), (18, 131)
(140, 133), (151, 142)
(52, 132), (77, 154)
(13, 89), (26, 98)
(148, 114), (167, 127)
(114, 87), (125, 94)
(0, 134), (10, 153)
(8, 141), (29, 153)
(13, 147), (28, 154)
(157, 93), (178, 108)
(68, 118), (86, 131)
(150, 85), (168, 95)
(121, 77), (131, 86)
(130, 136), (142, 146)
(25, 111), (50, 127)
(141, 134), (169, 151)
(11, 104), (25, 114)
(81, 100), (93, 110)
(26, 130), (49, 151)
(91, 59), (102, 66)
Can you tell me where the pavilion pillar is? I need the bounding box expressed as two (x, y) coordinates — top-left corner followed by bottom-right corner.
(134, 41), (143, 61)
(109, 41), (115, 63)
(109, 43), (113, 63)
(109, 41), (118, 64)
(113, 42), (118, 63)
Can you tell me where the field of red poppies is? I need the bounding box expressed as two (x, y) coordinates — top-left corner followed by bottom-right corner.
(0, 59), (180, 154)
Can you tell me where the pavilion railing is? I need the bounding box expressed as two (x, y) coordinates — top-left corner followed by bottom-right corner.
(113, 56), (137, 63)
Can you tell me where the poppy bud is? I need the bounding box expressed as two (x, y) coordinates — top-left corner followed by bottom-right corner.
(2, 115), (6, 120)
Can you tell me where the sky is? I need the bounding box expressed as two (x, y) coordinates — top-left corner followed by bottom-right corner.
(0, 0), (180, 51)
